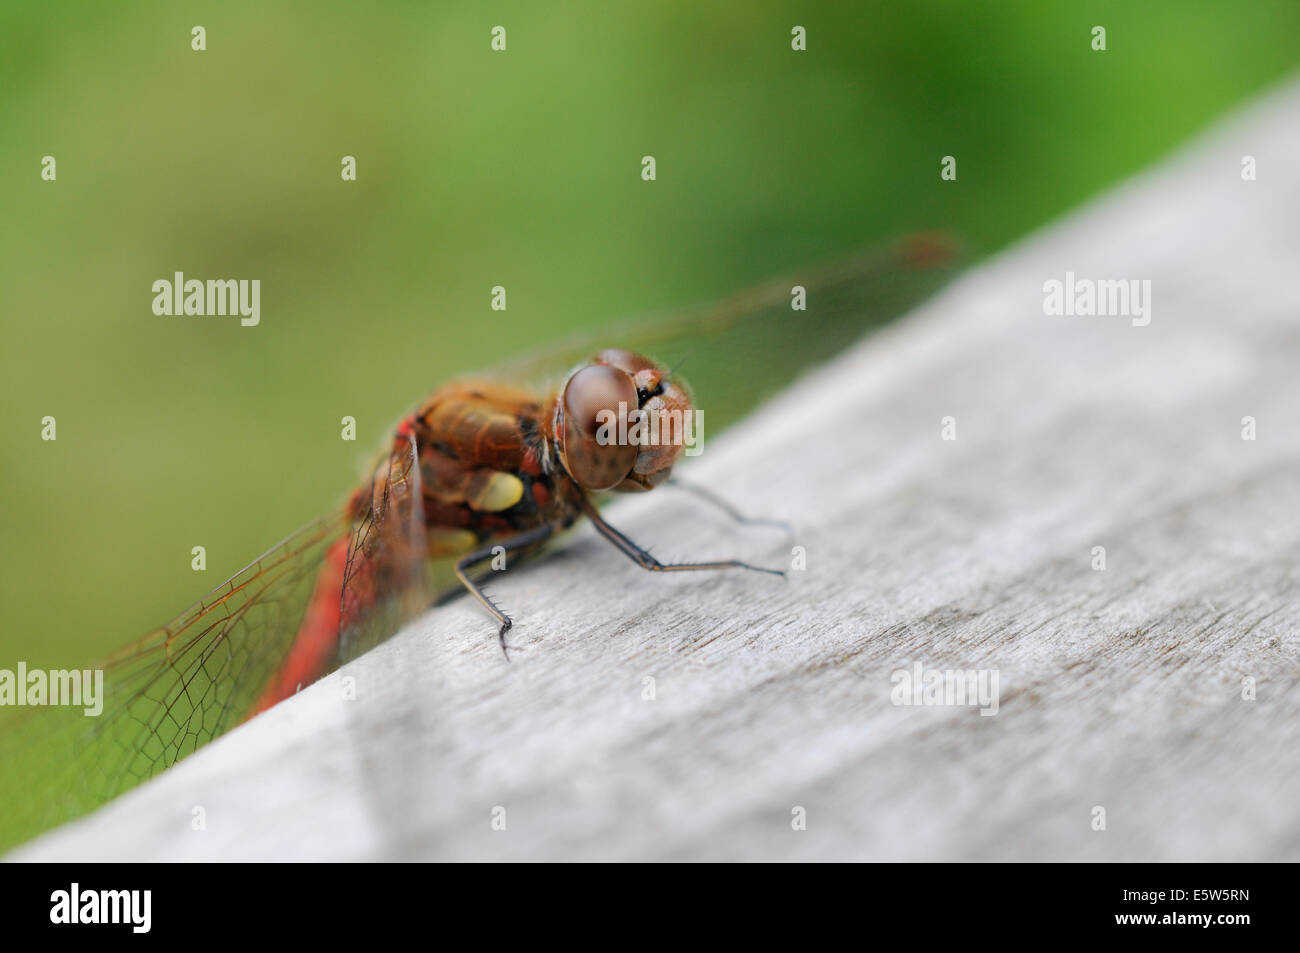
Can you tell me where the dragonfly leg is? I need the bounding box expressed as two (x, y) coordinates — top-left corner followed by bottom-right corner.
(583, 499), (785, 577)
(454, 523), (555, 660)
(666, 478), (793, 533)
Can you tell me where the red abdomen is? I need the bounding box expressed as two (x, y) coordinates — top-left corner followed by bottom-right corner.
(250, 536), (349, 714)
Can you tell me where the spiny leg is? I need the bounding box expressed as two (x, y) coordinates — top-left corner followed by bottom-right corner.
(583, 498), (785, 577)
(666, 477), (793, 533)
(454, 523), (554, 660)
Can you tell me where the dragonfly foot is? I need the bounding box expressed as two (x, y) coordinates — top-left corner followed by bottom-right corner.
(498, 619), (514, 662)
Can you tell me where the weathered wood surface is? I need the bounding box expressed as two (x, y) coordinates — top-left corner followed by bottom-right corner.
(16, 82), (1300, 862)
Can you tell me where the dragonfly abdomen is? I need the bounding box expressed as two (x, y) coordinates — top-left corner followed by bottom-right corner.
(249, 534), (350, 715)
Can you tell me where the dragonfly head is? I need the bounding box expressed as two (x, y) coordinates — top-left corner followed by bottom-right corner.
(554, 349), (694, 493)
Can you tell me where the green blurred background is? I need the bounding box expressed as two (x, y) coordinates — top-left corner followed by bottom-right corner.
(2, 0), (1299, 668)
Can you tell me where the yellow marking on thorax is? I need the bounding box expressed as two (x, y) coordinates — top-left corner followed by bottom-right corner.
(468, 471), (525, 512)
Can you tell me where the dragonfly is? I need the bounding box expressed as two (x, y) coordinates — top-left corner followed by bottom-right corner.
(0, 234), (956, 852)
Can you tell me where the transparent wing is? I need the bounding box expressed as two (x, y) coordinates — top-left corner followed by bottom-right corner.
(0, 518), (342, 850)
(0, 435), (432, 853)
(489, 232), (959, 434)
(337, 431), (433, 664)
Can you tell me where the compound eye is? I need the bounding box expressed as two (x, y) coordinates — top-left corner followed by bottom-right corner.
(564, 365), (637, 438)
(560, 365), (638, 489)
